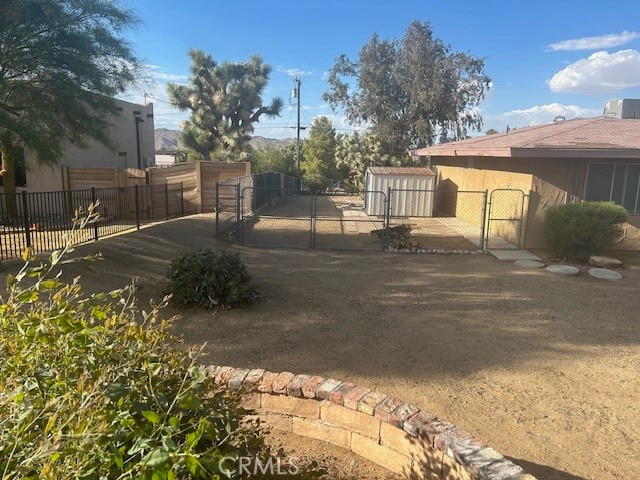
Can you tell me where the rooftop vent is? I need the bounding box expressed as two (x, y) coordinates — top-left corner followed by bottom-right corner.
(603, 99), (640, 119)
(553, 115), (566, 123)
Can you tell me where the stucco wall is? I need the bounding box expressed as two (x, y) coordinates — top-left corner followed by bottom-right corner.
(433, 159), (533, 248)
(23, 99), (155, 193)
(432, 156), (640, 251)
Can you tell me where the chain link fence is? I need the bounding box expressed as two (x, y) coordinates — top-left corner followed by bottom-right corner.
(217, 174), (527, 251)
(1, 183), (185, 261)
(387, 189), (488, 251)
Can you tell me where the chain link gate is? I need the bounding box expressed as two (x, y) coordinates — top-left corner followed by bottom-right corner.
(485, 189), (527, 250)
(235, 189), (387, 250)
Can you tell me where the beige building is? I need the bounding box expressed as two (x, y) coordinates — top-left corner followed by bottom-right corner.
(21, 98), (155, 193)
(413, 116), (640, 251)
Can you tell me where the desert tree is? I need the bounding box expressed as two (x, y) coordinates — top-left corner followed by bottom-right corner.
(168, 50), (283, 160)
(324, 20), (490, 155)
(301, 116), (346, 191)
(0, 0), (140, 203)
(335, 131), (402, 189)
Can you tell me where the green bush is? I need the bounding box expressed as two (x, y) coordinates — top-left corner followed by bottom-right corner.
(0, 209), (325, 479)
(0, 259), (268, 479)
(166, 249), (255, 309)
(543, 201), (627, 261)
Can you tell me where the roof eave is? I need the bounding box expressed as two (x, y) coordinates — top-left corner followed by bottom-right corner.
(418, 147), (640, 159)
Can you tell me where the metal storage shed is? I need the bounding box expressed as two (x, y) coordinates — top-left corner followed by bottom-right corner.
(364, 166), (436, 217)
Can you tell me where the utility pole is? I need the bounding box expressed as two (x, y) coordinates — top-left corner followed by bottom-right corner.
(294, 77), (302, 185)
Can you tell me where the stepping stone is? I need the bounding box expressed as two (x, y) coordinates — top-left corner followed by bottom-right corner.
(588, 268), (623, 281)
(589, 255), (622, 268)
(515, 260), (545, 268)
(546, 265), (580, 276)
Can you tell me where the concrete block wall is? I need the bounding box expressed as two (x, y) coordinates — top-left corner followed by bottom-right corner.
(205, 365), (536, 480)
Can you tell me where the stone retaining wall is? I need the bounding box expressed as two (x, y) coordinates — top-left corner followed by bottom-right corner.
(205, 365), (536, 480)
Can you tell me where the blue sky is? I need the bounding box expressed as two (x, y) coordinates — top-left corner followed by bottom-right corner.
(121, 0), (640, 139)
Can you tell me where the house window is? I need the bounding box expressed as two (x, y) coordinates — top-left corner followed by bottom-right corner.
(585, 163), (640, 214)
(0, 147), (27, 187)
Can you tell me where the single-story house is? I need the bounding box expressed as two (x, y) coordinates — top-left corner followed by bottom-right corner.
(4, 98), (156, 194)
(412, 116), (640, 251)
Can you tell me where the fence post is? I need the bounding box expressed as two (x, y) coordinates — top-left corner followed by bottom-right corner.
(235, 183), (241, 244)
(134, 184), (140, 230)
(180, 182), (184, 217)
(385, 187), (392, 231)
(215, 182), (220, 238)
(164, 183), (169, 220)
(21, 191), (32, 249)
(480, 189), (489, 251)
(91, 187), (99, 241)
(310, 194), (316, 249)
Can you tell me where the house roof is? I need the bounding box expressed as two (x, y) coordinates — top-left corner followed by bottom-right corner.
(367, 166), (436, 176)
(412, 116), (640, 159)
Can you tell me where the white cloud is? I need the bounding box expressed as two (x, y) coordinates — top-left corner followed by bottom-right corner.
(484, 103), (601, 131)
(276, 67), (313, 77)
(547, 49), (640, 94)
(546, 31), (640, 51)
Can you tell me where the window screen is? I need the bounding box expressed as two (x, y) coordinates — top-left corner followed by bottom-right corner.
(585, 163), (640, 214)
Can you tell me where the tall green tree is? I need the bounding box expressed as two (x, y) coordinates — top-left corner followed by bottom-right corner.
(168, 50), (283, 160)
(324, 20), (490, 154)
(301, 116), (345, 191)
(0, 0), (140, 201)
(250, 144), (297, 176)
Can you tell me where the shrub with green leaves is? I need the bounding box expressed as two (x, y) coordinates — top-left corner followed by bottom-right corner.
(0, 212), (267, 479)
(166, 249), (255, 309)
(543, 201), (627, 261)
(0, 273), (268, 479)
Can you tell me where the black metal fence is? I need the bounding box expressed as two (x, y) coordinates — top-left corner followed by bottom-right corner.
(0, 183), (185, 261)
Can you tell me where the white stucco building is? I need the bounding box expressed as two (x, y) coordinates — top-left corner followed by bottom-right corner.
(22, 98), (155, 193)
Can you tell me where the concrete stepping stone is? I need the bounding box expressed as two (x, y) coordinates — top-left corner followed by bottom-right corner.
(588, 268), (623, 281)
(515, 260), (545, 268)
(546, 265), (580, 276)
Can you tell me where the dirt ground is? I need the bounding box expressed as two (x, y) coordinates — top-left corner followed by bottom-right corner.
(3, 213), (639, 480)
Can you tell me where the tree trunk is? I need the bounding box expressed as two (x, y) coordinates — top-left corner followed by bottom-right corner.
(0, 132), (18, 218)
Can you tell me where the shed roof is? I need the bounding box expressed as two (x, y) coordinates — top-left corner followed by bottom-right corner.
(368, 166), (436, 176)
(412, 116), (640, 159)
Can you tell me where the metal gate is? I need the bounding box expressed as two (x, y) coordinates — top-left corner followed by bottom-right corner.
(237, 188), (387, 251)
(485, 189), (526, 249)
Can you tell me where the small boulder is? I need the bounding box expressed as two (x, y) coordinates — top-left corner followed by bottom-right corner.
(589, 255), (622, 268)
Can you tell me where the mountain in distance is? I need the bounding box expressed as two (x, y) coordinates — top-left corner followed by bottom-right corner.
(154, 128), (295, 151)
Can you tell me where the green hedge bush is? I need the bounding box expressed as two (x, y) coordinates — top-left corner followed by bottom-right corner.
(543, 201), (627, 261)
(166, 249), (255, 309)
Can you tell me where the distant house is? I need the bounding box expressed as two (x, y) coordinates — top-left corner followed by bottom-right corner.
(413, 115), (640, 251)
(18, 98), (155, 193)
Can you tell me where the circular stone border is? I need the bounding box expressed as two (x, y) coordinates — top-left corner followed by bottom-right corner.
(205, 365), (536, 480)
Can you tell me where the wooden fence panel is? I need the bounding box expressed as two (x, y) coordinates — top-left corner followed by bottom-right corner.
(66, 161), (251, 215)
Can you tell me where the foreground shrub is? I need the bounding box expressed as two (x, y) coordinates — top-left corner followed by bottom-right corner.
(0, 211), (272, 479)
(543, 201), (627, 261)
(0, 272), (270, 479)
(166, 249), (255, 309)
